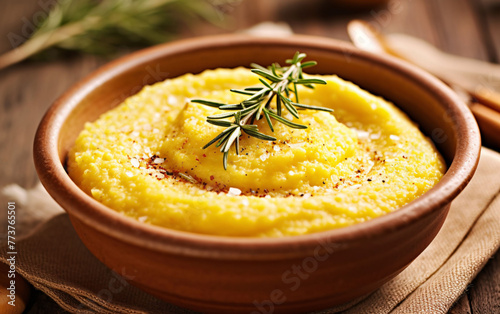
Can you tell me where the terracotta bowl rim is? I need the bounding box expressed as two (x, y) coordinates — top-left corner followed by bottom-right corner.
(34, 34), (481, 259)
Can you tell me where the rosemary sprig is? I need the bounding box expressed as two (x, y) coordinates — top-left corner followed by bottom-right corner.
(0, 0), (239, 71)
(192, 52), (333, 169)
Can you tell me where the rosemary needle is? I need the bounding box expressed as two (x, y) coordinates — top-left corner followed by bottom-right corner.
(192, 52), (333, 170)
(0, 0), (239, 71)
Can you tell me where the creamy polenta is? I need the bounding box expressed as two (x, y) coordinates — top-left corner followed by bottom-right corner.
(67, 68), (445, 237)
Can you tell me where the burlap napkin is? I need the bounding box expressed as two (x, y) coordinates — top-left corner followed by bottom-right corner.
(0, 146), (499, 313)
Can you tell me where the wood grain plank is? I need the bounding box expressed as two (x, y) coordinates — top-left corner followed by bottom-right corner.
(0, 0), (44, 54)
(428, 0), (490, 59)
(0, 56), (104, 187)
(265, 0), (356, 39)
(463, 1), (500, 312)
(0, 2), (92, 313)
(473, 0), (500, 98)
(469, 255), (500, 313)
(427, 1), (500, 312)
(471, 0), (500, 63)
(381, 0), (440, 44)
(449, 293), (473, 314)
(0, 0), (105, 188)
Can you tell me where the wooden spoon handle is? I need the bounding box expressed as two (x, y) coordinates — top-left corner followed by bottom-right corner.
(473, 87), (500, 113)
(470, 102), (500, 150)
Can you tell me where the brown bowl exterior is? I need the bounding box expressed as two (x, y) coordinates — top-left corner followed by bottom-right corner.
(34, 35), (480, 313)
(68, 204), (450, 313)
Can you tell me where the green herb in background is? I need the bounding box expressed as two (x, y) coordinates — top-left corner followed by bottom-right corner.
(0, 0), (240, 71)
(192, 52), (332, 170)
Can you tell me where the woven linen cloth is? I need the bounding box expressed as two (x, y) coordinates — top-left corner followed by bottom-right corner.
(0, 146), (499, 313)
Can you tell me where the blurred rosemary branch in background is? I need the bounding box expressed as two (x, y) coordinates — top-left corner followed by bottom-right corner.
(0, 0), (240, 71)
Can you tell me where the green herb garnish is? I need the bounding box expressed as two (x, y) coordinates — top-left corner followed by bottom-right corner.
(0, 0), (239, 71)
(192, 52), (332, 170)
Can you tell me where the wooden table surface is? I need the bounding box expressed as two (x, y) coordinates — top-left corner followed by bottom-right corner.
(1, 0), (499, 312)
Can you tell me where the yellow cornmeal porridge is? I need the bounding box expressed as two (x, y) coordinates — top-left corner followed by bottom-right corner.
(67, 68), (445, 237)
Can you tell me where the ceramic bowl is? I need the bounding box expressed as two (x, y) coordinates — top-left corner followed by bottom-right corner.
(34, 34), (480, 313)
